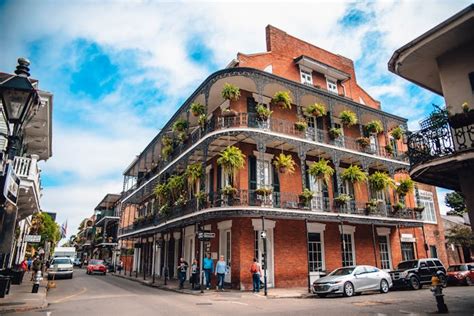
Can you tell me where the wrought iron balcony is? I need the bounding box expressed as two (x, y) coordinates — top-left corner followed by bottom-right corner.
(13, 155), (42, 219)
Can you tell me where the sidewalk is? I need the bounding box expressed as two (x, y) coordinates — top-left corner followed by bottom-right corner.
(0, 272), (48, 314)
(112, 272), (310, 299)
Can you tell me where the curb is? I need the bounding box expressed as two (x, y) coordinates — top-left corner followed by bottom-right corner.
(0, 286), (48, 314)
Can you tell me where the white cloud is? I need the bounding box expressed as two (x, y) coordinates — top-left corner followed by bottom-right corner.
(436, 188), (452, 216)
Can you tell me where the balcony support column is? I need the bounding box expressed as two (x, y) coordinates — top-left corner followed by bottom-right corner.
(382, 118), (389, 147)
(256, 138), (267, 187)
(199, 144), (209, 195)
(332, 153), (343, 195)
(361, 160), (371, 201)
(356, 108), (364, 137)
(298, 148), (307, 191)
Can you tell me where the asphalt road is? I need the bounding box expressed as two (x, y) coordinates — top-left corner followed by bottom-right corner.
(12, 269), (474, 316)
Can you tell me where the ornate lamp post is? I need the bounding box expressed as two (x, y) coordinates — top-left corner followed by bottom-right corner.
(0, 58), (41, 269)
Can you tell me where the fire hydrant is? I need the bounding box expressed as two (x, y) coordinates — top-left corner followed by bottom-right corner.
(32, 271), (43, 293)
(430, 274), (448, 313)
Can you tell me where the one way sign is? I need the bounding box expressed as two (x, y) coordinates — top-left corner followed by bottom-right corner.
(197, 231), (215, 240)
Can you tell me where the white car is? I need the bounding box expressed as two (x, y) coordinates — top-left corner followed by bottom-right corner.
(48, 257), (74, 280)
(313, 265), (393, 297)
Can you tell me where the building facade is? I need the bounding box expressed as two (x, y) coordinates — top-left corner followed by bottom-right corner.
(117, 26), (448, 290)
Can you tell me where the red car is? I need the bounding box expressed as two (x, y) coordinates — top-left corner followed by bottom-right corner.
(447, 263), (474, 285)
(86, 259), (107, 275)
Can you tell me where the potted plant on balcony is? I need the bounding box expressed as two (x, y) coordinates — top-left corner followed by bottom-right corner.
(190, 102), (205, 117)
(185, 162), (203, 194)
(154, 183), (169, 205)
(365, 120), (384, 134)
(167, 174), (185, 202)
(221, 83), (240, 101)
(294, 119), (308, 132)
(365, 199), (380, 215)
(356, 137), (370, 149)
(392, 202), (405, 213)
(273, 153), (296, 174)
(221, 108), (238, 117)
(256, 104), (273, 121)
(448, 102), (474, 128)
(396, 178), (414, 198)
(217, 145), (246, 184)
(177, 131), (188, 144)
(221, 185), (238, 198)
(391, 126), (404, 140)
(174, 194), (187, 207)
(198, 114), (207, 129)
(334, 194), (352, 207)
(255, 187), (272, 197)
(272, 91), (292, 109)
(368, 171), (395, 192)
(298, 188), (314, 208)
(172, 118), (188, 132)
(413, 205), (425, 213)
(308, 159), (334, 185)
(161, 144), (173, 161)
(341, 165), (367, 186)
(339, 110), (358, 126)
(304, 103), (326, 117)
(329, 127), (342, 140)
(384, 144), (393, 156)
(195, 191), (207, 209)
(159, 204), (170, 216)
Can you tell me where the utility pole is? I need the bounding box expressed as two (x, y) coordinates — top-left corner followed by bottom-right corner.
(261, 216), (267, 296)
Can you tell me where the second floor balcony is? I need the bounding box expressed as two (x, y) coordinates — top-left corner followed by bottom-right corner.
(13, 155), (42, 220)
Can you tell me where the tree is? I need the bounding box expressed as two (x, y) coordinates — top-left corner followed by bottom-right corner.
(446, 225), (474, 247)
(445, 191), (467, 217)
(29, 212), (61, 249)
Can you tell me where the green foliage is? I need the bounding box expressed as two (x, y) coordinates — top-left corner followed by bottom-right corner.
(185, 162), (203, 187)
(341, 165), (367, 184)
(391, 126), (404, 140)
(198, 114), (207, 128)
(396, 178), (414, 197)
(161, 135), (172, 146)
(294, 120), (308, 132)
(217, 146), (246, 182)
(256, 104), (273, 120)
(334, 194), (352, 206)
(176, 131), (187, 143)
(304, 103), (327, 117)
(393, 202), (405, 212)
(339, 110), (358, 126)
(329, 127), (342, 139)
(365, 120), (384, 134)
(273, 153), (296, 174)
(161, 144), (173, 161)
(30, 212), (61, 247)
(445, 191), (467, 217)
(221, 185), (238, 196)
(172, 118), (188, 132)
(429, 104), (448, 127)
(272, 91), (292, 109)
(446, 225), (474, 247)
(299, 188), (314, 207)
(368, 171), (395, 192)
(356, 137), (370, 148)
(221, 83), (240, 101)
(308, 159), (334, 185)
(384, 144), (393, 155)
(167, 174), (186, 201)
(153, 183), (169, 202)
(190, 102), (205, 116)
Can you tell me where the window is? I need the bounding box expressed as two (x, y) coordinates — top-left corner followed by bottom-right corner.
(300, 68), (313, 85)
(427, 260), (436, 267)
(341, 233), (355, 266)
(418, 190), (437, 223)
(433, 259), (443, 267)
(401, 242), (415, 261)
(308, 233), (323, 272)
(326, 78), (338, 94)
(378, 235), (392, 270)
(333, 122), (345, 147)
(256, 157), (273, 189)
(430, 245), (438, 258)
(390, 136), (399, 157)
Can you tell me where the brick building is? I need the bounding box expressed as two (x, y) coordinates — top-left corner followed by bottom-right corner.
(117, 26), (448, 290)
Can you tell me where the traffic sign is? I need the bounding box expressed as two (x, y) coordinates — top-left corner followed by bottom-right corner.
(25, 235), (41, 243)
(197, 232), (215, 240)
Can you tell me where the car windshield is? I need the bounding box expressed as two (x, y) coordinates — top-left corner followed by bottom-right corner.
(448, 265), (467, 272)
(90, 260), (104, 265)
(52, 259), (71, 265)
(330, 267), (354, 276)
(397, 260), (418, 270)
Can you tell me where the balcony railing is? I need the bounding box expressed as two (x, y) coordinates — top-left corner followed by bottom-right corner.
(13, 155), (41, 197)
(119, 189), (422, 236)
(407, 115), (473, 167)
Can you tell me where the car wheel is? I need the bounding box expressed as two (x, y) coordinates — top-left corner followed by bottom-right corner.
(380, 279), (389, 293)
(409, 276), (421, 290)
(343, 282), (354, 297)
(70, 274), (73, 279)
(465, 276), (472, 286)
(317, 293), (327, 298)
(103, 272), (106, 276)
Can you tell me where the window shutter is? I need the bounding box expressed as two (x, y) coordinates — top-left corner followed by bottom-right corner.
(217, 165), (222, 192)
(249, 155), (257, 205)
(305, 167), (311, 190)
(247, 97), (257, 128)
(272, 165), (280, 207)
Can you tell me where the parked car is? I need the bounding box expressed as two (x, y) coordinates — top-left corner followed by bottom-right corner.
(447, 263), (474, 285)
(312, 265), (392, 297)
(47, 257), (74, 280)
(86, 259), (107, 275)
(72, 258), (82, 267)
(389, 258), (446, 290)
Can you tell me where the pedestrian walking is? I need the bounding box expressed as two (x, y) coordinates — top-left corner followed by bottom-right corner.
(27, 257), (32, 271)
(190, 258), (199, 290)
(31, 257), (42, 281)
(118, 259), (123, 273)
(250, 258), (262, 293)
(20, 258), (28, 272)
(203, 253), (214, 290)
(215, 255), (227, 291)
(177, 257), (189, 290)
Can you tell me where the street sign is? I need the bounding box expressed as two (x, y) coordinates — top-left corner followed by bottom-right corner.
(197, 231), (215, 240)
(25, 235), (41, 243)
(3, 163), (20, 206)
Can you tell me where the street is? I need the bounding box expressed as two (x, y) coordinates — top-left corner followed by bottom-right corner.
(11, 269), (474, 316)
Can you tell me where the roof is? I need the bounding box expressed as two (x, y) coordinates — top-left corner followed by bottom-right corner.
(388, 4), (474, 95)
(95, 193), (121, 211)
(442, 214), (471, 226)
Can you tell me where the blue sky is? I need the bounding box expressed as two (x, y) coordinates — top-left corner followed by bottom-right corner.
(0, 0), (470, 240)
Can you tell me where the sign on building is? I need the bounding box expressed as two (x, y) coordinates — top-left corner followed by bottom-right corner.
(3, 164), (20, 206)
(25, 235), (41, 243)
(197, 231), (215, 241)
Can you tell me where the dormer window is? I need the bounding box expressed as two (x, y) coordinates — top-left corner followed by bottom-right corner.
(326, 77), (338, 94)
(300, 67), (313, 86)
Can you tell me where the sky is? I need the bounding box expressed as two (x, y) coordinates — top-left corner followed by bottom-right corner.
(0, 0), (470, 241)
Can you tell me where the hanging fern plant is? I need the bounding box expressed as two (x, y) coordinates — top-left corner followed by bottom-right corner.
(185, 162), (203, 189)
(190, 102), (205, 117)
(329, 127), (343, 139)
(294, 119), (308, 132)
(340, 165), (367, 184)
(396, 178), (415, 197)
(221, 83), (240, 101)
(273, 153), (296, 174)
(339, 110), (358, 126)
(272, 91), (292, 109)
(308, 159), (334, 185)
(299, 188), (314, 207)
(304, 103), (327, 117)
(217, 146), (246, 183)
(391, 126), (404, 140)
(365, 120), (384, 134)
(256, 104), (273, 121)
(172, 118), (188, 132)
(368, 171), (395, 192)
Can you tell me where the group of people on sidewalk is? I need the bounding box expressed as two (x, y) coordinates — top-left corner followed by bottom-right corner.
(174, 254), (263, 293)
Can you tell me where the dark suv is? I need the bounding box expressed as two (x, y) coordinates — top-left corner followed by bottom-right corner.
(389, 258), (447, 290)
